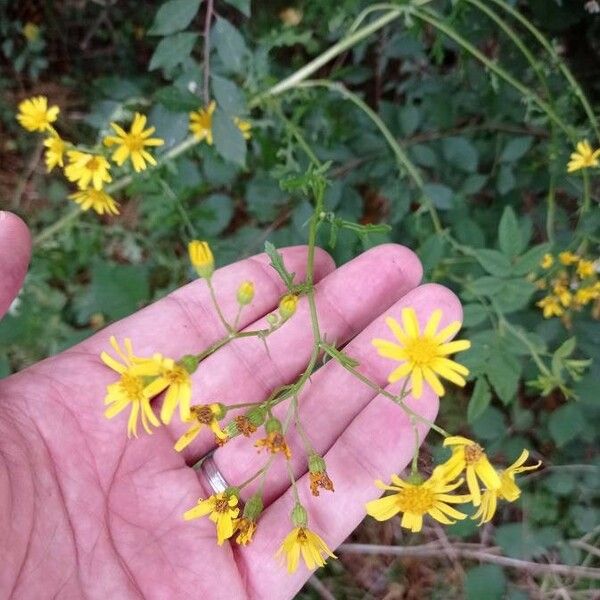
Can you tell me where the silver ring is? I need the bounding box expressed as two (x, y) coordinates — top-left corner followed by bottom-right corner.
(195, 452), (229, 494)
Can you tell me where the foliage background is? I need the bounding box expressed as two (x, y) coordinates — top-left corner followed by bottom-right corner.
(1, 0), (599, 597)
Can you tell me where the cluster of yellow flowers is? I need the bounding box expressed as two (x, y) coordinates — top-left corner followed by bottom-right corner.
(98, 242), (541, 574)
(16, 96), (252, 217)
(16, 95), (164, 215)
(535, 251), (599, 318)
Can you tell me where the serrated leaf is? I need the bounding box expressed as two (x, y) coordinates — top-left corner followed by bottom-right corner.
(442, 136), (478, 173)
(212, 108), (246, 166)
(264, 241), (295, 289)
(212, 75), (246, 115)
(500, 136), (533, 162)
(498, 206), (523, 256)
(422, 183), (454, 209)
(149, 32), (198, 71)
(468, 377), (492, 423)
(149, 0), (202, 36)
(548, 403), (585, 446)
(213, 17), (247, 73)
(474, 249), (512, 277)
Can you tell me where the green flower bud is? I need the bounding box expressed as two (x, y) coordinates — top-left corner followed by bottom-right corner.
(406, 471), (425, 485)
(308, 453), (327, 474)
(180, 354), (200, 374)
(247, 406), (266, 427)
(237, 280), (255, 305)
(265, 416), (282, 434)
(291, 502), (308, 528)
(279, 294), (298, 319)
(243, 493), (264, 520)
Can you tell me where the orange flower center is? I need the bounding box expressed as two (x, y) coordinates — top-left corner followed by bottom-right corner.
(124, 133), (144, 151)
(165, 366), (188, 385)
(296, 528), (308, 543)
(192, 405), (215, 424)
(214, 497), (231, 513)
(396, 485), (434, 513)
(464, 443), (484, 465)
(85, 156), (101, 171)
(120, 373), (144, 400)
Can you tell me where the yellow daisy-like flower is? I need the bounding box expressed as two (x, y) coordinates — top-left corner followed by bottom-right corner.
(372, 308), (471, 399)
(188, 240), (214, 279)
(443, 436), (501, 506)
(279, 294), (299, 319)
(184, 492), (239, 545)
(23, 22), (40, 42)
(16, 95), (59, 132)
(143, 357), (192, 424)
(234, 117), (252, 139)
(43, 135), (66, 172)
(276, 527), (336, 573)
(552, 282), (572, 308)
(174, 404), (227, 451)
(365, 464), (471, 532)
(574, 284), (600, 306)
(540, 253), (554, 269)
(536, 295), (564, 318)
(69, 189), (119, 215)
(189, 101), (216, 144)
(472, 449), (541, 525)
(64, 150), (112, 190)
(576, 259), (596, 279)
(100, 337), (162, 437)
(559, 251), (580, 266)
(567, 140), (600, 173)
(103, 112), (164, 172)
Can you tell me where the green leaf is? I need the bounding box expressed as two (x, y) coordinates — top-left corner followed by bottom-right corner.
(495, 523), (538, 559)
(494, 279), (535, 314)
(149, 32), (198, 71)
(212, 108), (246, 166)
(246, 174), (287, 222)
(212, 75), (246, 115)
(466, 565), (506, 600)
(264, 241), (295, 289)
(468, 377), (492, 423)
(149, 0), (202, 36)
(500, 136), (533, 162)
(193, 193), (233, 236)
(498, 206), (523, 256)
(469, 276), (505, 296)
(410, 144), (438, 168)
(222, 0), (250, 16)
(548, 403), (585, 446)
(474, 249), (512, 277)
(497, 164), (516, 195)
(513, 243), (552, 276)
(486, 348), (521, 404)
(463, 303), (489, 327)
(472, 406), (506, 441)
(155, 86), (201, 111)
(213, 17), (247, 73)
(442, 136), (479, 173)
(399, 104), (421, 136)
(461, 173), (488, 194)
(422, 183), (454, 210)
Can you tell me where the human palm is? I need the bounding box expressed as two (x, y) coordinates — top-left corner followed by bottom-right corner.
(0, 212), (464, 599)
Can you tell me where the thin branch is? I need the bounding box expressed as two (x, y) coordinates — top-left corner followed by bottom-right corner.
(203, 0), (214, 106)
(307, 576), (337, 600)
(337, 543), (600, 581)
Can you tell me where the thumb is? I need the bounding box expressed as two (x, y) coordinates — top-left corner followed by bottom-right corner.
(0, 211), (31, 320)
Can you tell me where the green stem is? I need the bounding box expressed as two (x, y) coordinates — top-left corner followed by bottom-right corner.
(206, 278), (233, 334)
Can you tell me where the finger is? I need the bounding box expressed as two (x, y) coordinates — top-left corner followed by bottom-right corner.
(182, 244), (423, 464)
(215, 284), (461, 503)
(0, 211), (31, 320)
(241, 385), (439, 600)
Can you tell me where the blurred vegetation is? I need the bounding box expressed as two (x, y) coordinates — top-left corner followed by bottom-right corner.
(1, 0), (599, 597)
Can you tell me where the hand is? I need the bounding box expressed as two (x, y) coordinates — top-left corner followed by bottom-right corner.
(0, 211), (464, 599)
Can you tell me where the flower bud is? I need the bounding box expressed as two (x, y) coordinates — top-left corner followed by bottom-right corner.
(406, 471), (425, 485)
(237, 280), (255, 305)
(179, 354), (200, 374)
(266, 313), (279, 327)
(224, 421), (239, 438)
(212, 402), (227, 420)
(291, 503), (308, 527)
(308, 453), (327, 474)
(279, 294), (298, 319)
(265, 416), (282, 434)
(243, 493), (264, 520)
(246, 406), (266, 427)
(188, 240), (214, 279)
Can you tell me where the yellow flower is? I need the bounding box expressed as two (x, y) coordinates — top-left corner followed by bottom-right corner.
(536, 295), (564, 318)
(103, 113), (164, 172)
(280, 7), (303, 26)
(69, 189), (119, 215)
(372, 308), (471, 399)
(64, 150), (112, 190)
(576, 259), (596, 279)
(472, 449), (541, 525)
(574, 284), (600, 306)
(559, 251), (579, 266)
(552, 282), (572, 308)
(234, 117), (252, 139)
(234, 518), (257, 545)
(43, 135), (66, 172)
(188, 240), (214, 279)
(567, 140), (600, 172)
(100, 337), (162, 437)
(279, 294), (298, 319)
(443, 436), (501, 506)
(16, 95), (59, 132)
(276, 527), (336, 573)
(189, 101), (216, 144)
(23, 22), (40, 42)
(366, 464), (470, 532)
(237, 280), (255, 305)
(184, 492), (239, 545)
(174, 404), (227, 451)
(143, 357), (193, 424)
(540, 253), (554, 269)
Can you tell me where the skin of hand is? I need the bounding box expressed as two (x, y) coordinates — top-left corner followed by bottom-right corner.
(0, 211), (464, 599)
